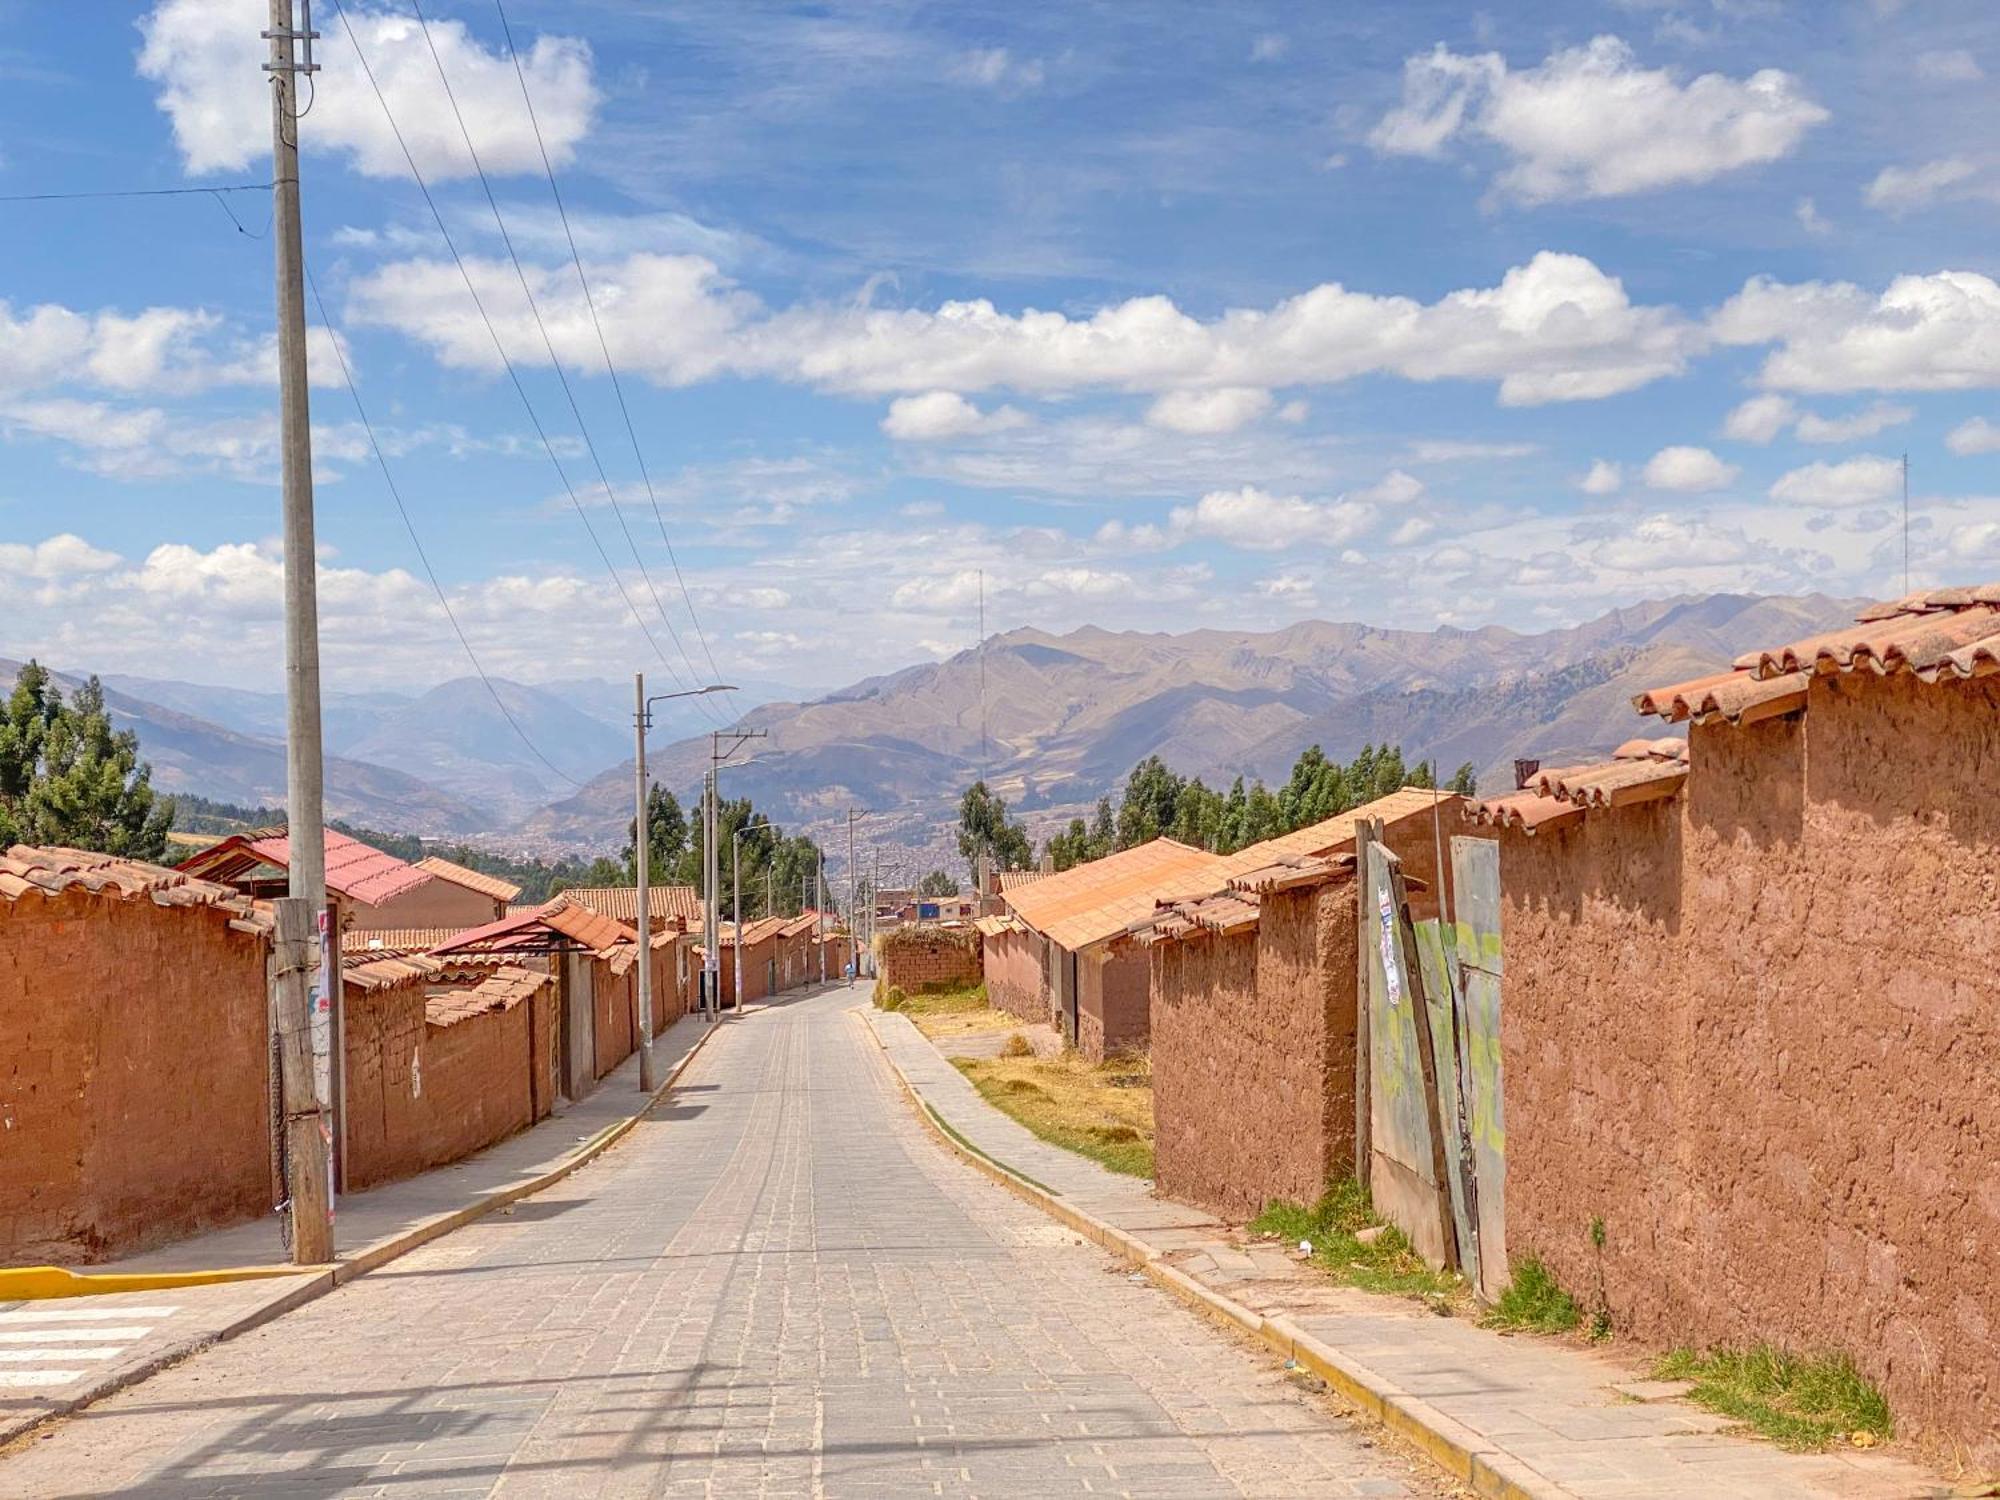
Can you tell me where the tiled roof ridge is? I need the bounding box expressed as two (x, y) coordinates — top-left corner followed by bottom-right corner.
(413, 855), (522, 903)
(0, 844), (273, 936)
(1463, 739), (1687, 836)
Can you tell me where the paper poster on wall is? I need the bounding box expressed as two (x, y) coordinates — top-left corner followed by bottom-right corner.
(1377, 888), (1402, 1005)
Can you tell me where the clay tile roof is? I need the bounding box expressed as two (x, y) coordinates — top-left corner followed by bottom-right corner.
(558, 885), (703, 927)
(342, 952), (444, 992)
(972, 913), (1020, 938)
(995, 869), (1049, 892)
(425, 963), (552, 1027)
(721, 915), (789, 948)
(1461, 791), (1587, 836)
(341, 926), (472, 955)
(1002, 838), (1226, 952)
(429, 895), (637, 957)
(1464, 739), (1686, 836)
(1638, 584), (2000, 728)
(1227, 852), (1357, 896)
(174, 827), (431, 909)
(0, 844), (274, 936)
(778, 913), (822, 939)
(413, 856), (521, 904)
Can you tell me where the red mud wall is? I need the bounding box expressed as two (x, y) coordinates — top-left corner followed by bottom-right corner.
(591, 956), (637, 1078)
(1150, 885), (1358, 1219)
(0, 893), (271, 1264)
(878, 930), (982, 994)
(1499, 673), (2000, 1464)
(1075, 945), (1150, 1063)
(985, 929), (1047, 1024)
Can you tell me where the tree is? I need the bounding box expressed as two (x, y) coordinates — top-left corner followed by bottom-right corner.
(0, 666), (172, 860)
(623, 783), (689, 882)
(917, 868), (957, 897)
(957, 780), (1032, 878)
(1447, 762), (1478, 795)
(1115, 756), (1185, 849)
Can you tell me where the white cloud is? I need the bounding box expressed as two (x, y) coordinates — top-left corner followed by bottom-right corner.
(1251, 34), (1289, 63)
(1914, 49), (1982, 83)
(1951, 520), (2000, 559)
(1579, 459), (1623, 495)
(947, 47), (1044, 93)
(1795, 197), (1831, 236)
(1713, 270), (2000, 393)
(1407, 438), (1539, 462)
(1769, 455), (1902, 507)
(1947, 417), (2000, 455)
(879, 390), (1028, 440)
(1370, 35), (1825, 203)
(1643, 445), (1738, 492)
(1354, 469), (1425, 506)
(1168, 486), (1375, 551)
(1721, 393), (1796, 443)
(1793, 401), (1911, 443)
(0, 534), (122, 580)
(350, 248), (1700, 407)
(136, 0), (598, 179)
(1144, 387), (1274, 434)
(1590, 514), (1749, 571)
(1387, 517), (1436, 546)
(1864, 157), (1991, 213)
(1254, 572), (1315, 600)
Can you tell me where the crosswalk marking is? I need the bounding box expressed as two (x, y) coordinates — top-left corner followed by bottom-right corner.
(0, 1305), (177, 1389)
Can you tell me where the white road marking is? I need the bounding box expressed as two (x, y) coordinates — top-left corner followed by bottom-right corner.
(0, 1306), (178, 1390)
(0, 1348), (122, 1362)
(0, 1371), (85, 1387)
(0, 1327), (153, 1342)
(0, 1305), (179, 1322)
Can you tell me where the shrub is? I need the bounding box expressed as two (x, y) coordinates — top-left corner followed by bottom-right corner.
(1000, 1032), (1033, 1058)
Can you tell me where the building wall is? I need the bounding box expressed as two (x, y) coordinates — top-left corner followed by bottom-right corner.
(878, 930), (982, 994)
(1075, 944), (1150, 1063)
(985, 929), (1048, 1024)
(342, 980), (552, 1193)
(0, 892), (273, 1263)
(1150, 885), (1358, 1218)
(1498, 673), (2000, 1464)
(591, 954), (637, 1079)
(347, 879), (499, 933)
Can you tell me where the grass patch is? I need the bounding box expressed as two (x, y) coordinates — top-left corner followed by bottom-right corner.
(1482, 1255), (1579, 1334)
(953, 1049), (1154, 1176)
(1250, 1179), (1465, 1305)
(892, 984), (1039, 1043)
(1652, 1346), (1892, 1452)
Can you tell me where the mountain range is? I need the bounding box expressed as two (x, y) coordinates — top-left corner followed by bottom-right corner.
(7, 591), (1857, 863)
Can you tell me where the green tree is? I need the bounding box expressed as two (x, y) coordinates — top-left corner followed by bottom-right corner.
(623, 783), (689, 881)
(957, 780), (1033, 878)
(1087, 795), (1116, 858)
(1115, 755), (1185, 849)
(916, 868), (957, 898)
(1447, 762), (1478, 795)
(0, 668), (173, 860)
(1044, 817), (1090, 872)
(1168, 777), (1225, 851)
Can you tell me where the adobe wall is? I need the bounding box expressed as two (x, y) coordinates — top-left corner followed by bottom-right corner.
(347, 879), (497, 933)
(591, 955), (637, 1078)
(1150, 884), (1358, 1219)
(1075, 944), (1150, 1062)
(985, 929), (1048, 1024)
(878, 930), (982, 994)
(1499, 673), (2000, 1464)
(0, 892), (272, 1263)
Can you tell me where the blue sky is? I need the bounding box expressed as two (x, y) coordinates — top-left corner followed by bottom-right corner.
(3, 0), (1999, 705)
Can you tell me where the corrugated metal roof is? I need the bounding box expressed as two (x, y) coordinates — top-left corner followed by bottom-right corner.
(559, 885), (703, 926)
(0, 844), (273, 936)
(1637, 585), (2000, 725)
(413, 856), (521, 903)
(175, 827), (431, 908)
(1463, 741), (1687, 835)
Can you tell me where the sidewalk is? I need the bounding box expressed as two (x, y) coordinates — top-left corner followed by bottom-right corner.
(0, 1005), (725, 1447)
(863, 1002), (1951, 1500)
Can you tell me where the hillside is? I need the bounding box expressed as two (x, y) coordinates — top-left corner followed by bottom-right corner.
(515, 591), (1859, 859)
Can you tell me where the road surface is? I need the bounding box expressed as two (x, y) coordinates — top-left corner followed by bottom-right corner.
(0, 984), (1430, 1498)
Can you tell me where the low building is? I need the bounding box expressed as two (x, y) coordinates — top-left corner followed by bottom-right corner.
(558, 884), (704, 934)
(717, 916), (789, 1007)
(346, 855), (520, 932)
(174, 826), (433, 936)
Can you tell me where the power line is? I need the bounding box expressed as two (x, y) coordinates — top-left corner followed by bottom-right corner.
(407, 0), (726, 725)
(304, 261), (581, 789)
(328, 0), (691, 692)
(491, 0), (733, 719)
(0, 183), (271, 203)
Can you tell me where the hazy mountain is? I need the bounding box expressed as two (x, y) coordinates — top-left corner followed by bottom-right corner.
(2, 660), (493, 836)
(99, 673), (414, 752)
(515, 591), (1859, 858)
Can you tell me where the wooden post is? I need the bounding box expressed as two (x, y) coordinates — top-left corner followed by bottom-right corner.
(1352, 816), (1382, 1188)
(274, 897), (332, 1264)
(1383, 845), (1462, 1274)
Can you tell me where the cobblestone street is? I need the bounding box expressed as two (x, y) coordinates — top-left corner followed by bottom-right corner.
(0, 984), (1431, 1498)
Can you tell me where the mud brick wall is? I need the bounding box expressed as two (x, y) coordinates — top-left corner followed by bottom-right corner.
(1075, 945), (1150, 1063)
(984, 929), (1047, 1024)
(590, 955), (636, 1078)
(1150, 884), (1358, 1219)
(1497, 672), (2000, 1466)
(0, 891), (272, 1264)
(877, 930), (982, 994)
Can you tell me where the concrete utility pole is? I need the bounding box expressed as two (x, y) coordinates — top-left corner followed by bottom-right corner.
(266, 0), (332, 1264)
(633, 675), (732, 1084)
(731, 820), (774, 1013)
(816, 859), (827, 983)
(846, 809), (860, 981)
(706, 727), (767, 1015)
(702, 768), (718, 1019)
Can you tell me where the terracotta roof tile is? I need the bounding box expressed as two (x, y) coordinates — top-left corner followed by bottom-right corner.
(1464, 739), (1686, 835)
(0, 844), (274, 936)
(995, 869), (1049, 892)
(342, 952), (444, 992)
(425, 964), (552, 1026)
(429, 895), (637, 957)
(558, 885), (703, 927)
(413, 856), (521, 904)
(174, 827), (431, 908)
(341, 926), (473, 954)
(1002, 838), (1224, 951)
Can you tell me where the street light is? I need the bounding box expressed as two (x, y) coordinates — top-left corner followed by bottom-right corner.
(731, 819), (779, 1012)
(633, 675), (735, 1090)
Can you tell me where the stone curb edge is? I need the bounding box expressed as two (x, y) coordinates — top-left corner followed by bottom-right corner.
(0, 1017), (726, 1453)
(858, 1005), (1575, 1500)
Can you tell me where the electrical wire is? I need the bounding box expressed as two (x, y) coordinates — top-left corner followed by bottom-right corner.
(328, 0), (691, 692)
(407, 0), (726, 725)
(491, 0), (734, 718)
(0, 184), (271, 203)
(304, 261), (582, 790)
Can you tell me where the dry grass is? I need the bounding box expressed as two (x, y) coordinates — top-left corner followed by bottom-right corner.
(887, 984), (1026, 1042)
(952, 1049), (1155, 1176)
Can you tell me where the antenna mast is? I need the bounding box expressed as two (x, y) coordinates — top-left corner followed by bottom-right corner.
(1902, 452), (1911, 595)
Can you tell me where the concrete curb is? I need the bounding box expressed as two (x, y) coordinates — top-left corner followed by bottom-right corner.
(0, 1018), (724, 1451)
(859, 1005), (1576, 1500)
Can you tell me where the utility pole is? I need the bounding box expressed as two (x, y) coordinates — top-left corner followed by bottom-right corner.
(702, 767), (718, 1020)
(266, 0), (331, 1265)
(730, 821), (775, 1013)
(816, 858), (827, 983)
(846, 808), (860, 982)
(707, 726), (767, 1015)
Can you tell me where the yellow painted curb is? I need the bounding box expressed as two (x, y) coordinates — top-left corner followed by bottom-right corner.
(859, 1004), (1575, 1500)
(0, 1264), (323, 1301)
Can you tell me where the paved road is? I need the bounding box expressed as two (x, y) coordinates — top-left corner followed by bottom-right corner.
(0, 985), (1429, 1499)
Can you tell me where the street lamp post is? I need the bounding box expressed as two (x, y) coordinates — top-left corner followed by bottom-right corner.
(731, 819), (777, 1013)
(633, 674), (734, 1090)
